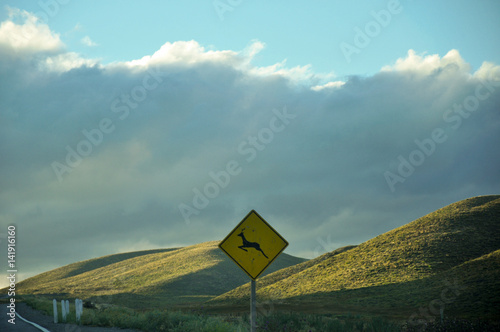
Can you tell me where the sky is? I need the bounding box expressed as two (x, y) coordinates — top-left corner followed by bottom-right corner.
(0, 1), (499, 288)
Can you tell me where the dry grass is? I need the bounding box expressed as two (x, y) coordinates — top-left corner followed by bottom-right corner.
(9, 195), (500, 323)
(211, 196), (500, 320)
(15, 241), (306, 308)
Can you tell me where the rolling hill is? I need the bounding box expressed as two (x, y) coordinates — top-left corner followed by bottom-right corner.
(11, 195), (500, 322)
(210, 195), (500, 319)
(15, 241), (307, 308)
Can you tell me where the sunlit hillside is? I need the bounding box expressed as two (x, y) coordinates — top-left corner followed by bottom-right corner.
(15, 241), (307, 308)
(212, 196), (500, 319)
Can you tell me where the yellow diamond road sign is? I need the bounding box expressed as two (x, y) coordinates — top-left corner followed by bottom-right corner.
(219, 210), (288, 280)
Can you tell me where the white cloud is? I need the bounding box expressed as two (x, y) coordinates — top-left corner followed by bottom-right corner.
(73, 23), (83, 31)
(123, 40), (243, 68)
(120, 39), (334, 86)
(311, 81), (346, 91)
(473, 61), (500, 81)
(0, 7), (63, 55)
(0, 9), (332, 86)
(41, 52), (100, 72)
(0, 8), (98, 73)
(381, 49), (471, 76)
(241, 39), (265, 60)
(81, 35), (98, 47)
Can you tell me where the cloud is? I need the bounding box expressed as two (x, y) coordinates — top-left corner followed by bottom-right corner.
(381, 49), (471, 77)
(0, 8), (96, 73)
(42, 52), (100, 72)
(81, 35), (98, 47)
(123, 40), (243, 68)
(121, 40), (334, 87)
(0, 9), (499, 287)
(311, 81), (346, 91)
(73, 23), (83, 31)
(0, 7), (63, 56)
(473, 61), (500, 81)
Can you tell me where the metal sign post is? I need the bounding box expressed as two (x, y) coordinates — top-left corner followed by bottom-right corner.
(250, 279), (256, 332)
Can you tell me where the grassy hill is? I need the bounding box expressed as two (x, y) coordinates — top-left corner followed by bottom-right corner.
(15, 241), (307, 308)
(210, 195), (500, 320)
(10, 195), (500, 324)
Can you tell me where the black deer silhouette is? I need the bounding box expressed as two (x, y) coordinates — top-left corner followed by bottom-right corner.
(237, 230), (268, 259)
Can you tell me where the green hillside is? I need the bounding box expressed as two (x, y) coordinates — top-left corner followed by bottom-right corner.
(11, 195), (500, 323)
(16, 241), (306, 308)
(18, 248), (179, 290)
(211, 195), (500, 319)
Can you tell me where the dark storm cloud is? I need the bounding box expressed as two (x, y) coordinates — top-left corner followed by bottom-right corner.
(0, 11), (499, 285)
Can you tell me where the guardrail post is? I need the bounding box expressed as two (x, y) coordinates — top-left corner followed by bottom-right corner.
(53, 299), (58, 323)
(75, 298), (83, 323)
(61, 299), (66, 322)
